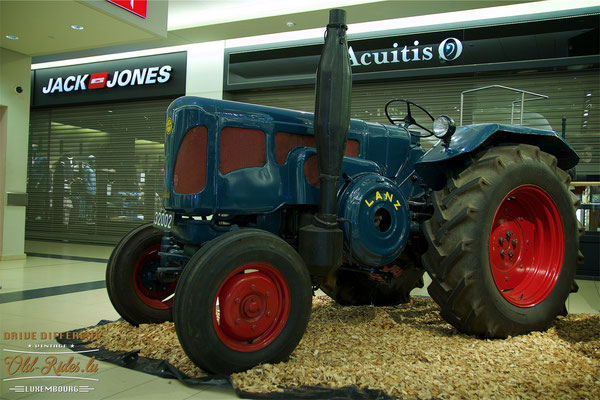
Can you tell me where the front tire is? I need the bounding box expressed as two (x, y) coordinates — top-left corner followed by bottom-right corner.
(173, 229), (312, 374)
(422, 144), (582, 338)
(106, 223), (175, 325)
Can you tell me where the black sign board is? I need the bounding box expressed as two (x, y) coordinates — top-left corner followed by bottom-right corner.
(225, 14), (599, 90)
(32, 52), (187, 107)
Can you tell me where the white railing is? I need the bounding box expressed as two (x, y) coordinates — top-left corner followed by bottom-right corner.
(460, 85), (548, 126)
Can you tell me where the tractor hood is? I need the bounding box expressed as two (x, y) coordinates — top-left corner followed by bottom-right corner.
(414, 123), (579, 191)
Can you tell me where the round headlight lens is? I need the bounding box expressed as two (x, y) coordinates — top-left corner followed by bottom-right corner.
(433, 115), (456, 139)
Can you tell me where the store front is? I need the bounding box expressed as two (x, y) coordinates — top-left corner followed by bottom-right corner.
(224, 13), (599, 177)
(26, 52), (186, 244)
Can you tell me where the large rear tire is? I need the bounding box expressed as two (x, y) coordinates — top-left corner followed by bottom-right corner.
(422, 144), (583, 338)
(174, 229), (312, 374)
(106, 222), (175, 325)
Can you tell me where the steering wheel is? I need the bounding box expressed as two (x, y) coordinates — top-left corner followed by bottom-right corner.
(385, 98), (435, 137)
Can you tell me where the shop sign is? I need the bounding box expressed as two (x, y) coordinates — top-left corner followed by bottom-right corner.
(348, 37), (463, 67)
(226, 32), (466, 89)
(106, 0), (148, 18)
(41, 65), (172, 94)
(32, 52), (186, 107)
(225, 14), (599, 90)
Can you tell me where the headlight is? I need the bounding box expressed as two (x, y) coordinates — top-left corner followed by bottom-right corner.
(432, 115), (456, 143)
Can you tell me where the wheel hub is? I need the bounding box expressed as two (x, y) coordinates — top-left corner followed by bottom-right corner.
(133, 244), (176, 309)
(489, 185), (564, 307)
(490, 217), (530, 275)
(219, 272), (281, 341)
(242, 295), (262, 318)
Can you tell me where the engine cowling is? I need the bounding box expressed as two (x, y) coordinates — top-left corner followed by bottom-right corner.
(337, 174), (410, 267)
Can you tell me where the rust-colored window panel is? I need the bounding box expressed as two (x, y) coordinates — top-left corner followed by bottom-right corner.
(304, 155), (320, 187)
(220, 127), (266, 174)
(345, 140), (360, 158)
(174, 126), (207, 194)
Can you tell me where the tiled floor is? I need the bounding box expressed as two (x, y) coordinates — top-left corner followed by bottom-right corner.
(0, 241), (598, 399)
(1, 243), (240, 400)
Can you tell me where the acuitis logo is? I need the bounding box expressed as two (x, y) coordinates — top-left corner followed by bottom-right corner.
(41, 65), (172, 94)
(348, 37), (463, 66)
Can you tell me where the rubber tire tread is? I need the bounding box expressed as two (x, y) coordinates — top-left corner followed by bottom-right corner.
(106, 222), (172, 325)
(422, 144), (583, 338)
(173, 229), (312, 374)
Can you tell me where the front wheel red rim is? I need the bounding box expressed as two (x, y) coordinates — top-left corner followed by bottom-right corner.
(133, 244), (176, 309)
(489, 185), (564, 307)
(213, 263), (291, 352)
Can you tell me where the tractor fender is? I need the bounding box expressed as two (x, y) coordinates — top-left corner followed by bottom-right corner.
(414, 123), (579, 191)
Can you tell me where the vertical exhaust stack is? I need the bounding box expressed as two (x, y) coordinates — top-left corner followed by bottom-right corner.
(314, 8), (352, 225)
(299, 9), (352, 278)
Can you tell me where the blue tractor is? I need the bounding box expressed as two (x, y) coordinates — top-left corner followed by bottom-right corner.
(106, 9), (582, 374)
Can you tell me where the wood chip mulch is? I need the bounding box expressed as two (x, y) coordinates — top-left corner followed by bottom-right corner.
(83, 297), (600, 399)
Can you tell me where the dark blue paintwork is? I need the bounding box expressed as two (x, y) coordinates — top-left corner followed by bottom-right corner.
(337, 173), (411, 266)
(414, 123), (579, 190)
(161, 96), (579, 266)
(164, 97), (422, 216)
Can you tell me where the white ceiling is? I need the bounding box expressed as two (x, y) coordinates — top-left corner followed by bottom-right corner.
(166, 0), (381, 30)
(0, 0), (168, 56)
(1, 0), (587, 61)
(163, 0), (540, 45)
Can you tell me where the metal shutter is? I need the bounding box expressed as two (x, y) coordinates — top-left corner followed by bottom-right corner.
(26, 98), (171, 244)
(227, 68), (599, 176)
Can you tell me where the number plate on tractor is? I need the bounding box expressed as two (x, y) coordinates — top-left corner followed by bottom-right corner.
(154, 209), (174, 230)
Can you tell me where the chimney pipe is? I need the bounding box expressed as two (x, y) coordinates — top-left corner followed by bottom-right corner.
(299, 9), (352, 278)
(314, 8), (352, 225)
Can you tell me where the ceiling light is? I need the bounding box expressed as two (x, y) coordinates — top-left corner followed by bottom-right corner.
(70, 25), (84, 30)
(5, 35), (19, 40)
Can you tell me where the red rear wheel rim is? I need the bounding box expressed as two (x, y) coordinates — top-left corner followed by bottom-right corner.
(489, 185), (564, 307)
(133, 244), (175, 309)
(213, 263), (291, 352)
